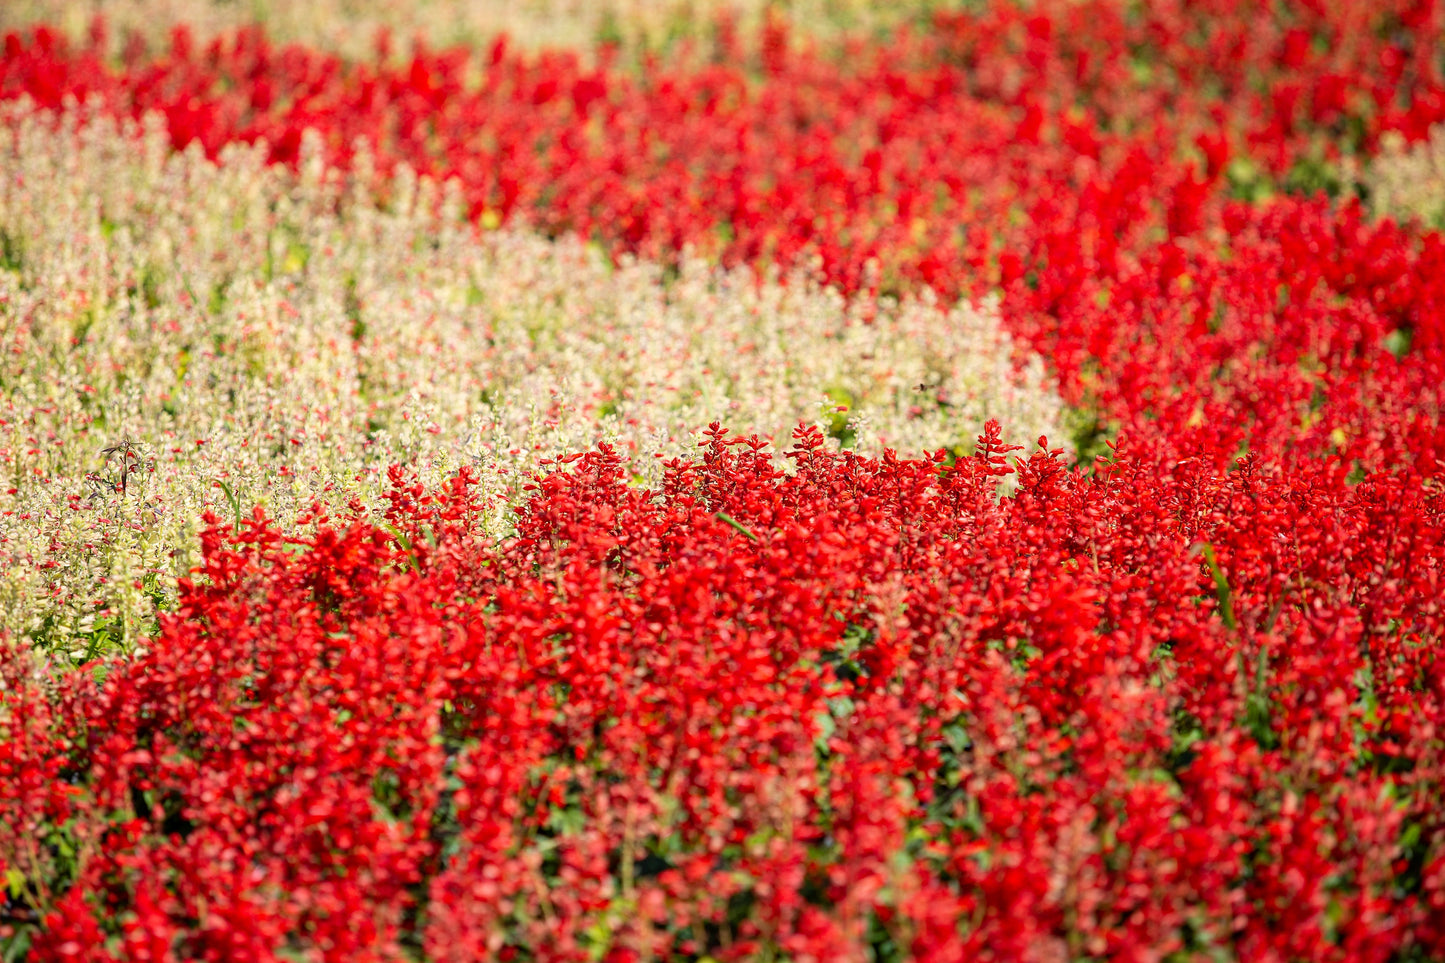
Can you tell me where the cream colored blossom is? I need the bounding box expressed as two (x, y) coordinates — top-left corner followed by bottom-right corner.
(0, 101), (1063, 657)
(1361, 126), (1445, 230)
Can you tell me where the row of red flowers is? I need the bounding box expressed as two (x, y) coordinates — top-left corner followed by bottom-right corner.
(6, 425), (1445, 959)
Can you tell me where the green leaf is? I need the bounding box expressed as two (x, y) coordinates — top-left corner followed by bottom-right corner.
(715, 511), (758, 541)
(1197, 542), (1236, 630)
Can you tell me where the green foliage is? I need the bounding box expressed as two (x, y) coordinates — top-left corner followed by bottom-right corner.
(1065, 406), (1117, 470)
(0, 228), (24, 274)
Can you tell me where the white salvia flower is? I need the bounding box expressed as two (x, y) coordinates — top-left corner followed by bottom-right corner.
(1362, 126), (1445, 230)
(0, 101), (1066, 658)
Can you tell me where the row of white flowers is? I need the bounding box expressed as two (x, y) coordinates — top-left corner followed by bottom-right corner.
(0, 100), (1064, 659)
(1359, 126), (1445, 232)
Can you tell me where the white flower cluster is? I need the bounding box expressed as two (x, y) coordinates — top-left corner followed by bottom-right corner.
(1362, 126), (1445, 231)
(0, 101), (1064, 658)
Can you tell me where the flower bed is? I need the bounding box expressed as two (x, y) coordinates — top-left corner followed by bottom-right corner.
(1, 1), (1444, 959)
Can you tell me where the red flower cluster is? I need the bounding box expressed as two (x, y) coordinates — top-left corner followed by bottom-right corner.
(4, 427), (1444, 959)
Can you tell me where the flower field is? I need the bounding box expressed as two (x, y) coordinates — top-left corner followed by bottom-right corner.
(2, 0), (1445, 959)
